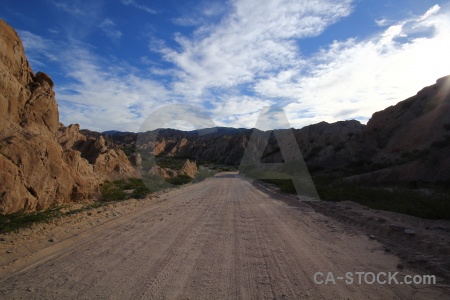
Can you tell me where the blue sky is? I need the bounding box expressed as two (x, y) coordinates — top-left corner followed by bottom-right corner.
(1, 0), (450, 132)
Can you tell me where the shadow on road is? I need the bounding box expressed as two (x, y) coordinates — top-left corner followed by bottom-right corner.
(214, 173), (239, 179)
(245, 178), (314, 210)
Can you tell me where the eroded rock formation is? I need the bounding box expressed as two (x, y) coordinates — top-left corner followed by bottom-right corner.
(0, 20), (137, 214)
(180, 159), (198, 178)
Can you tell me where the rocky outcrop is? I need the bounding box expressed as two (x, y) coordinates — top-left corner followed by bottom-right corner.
(0, 122), (101, 213)
(58, 124), (139, 180)
(367, 76), (450, 152)
(152, 137), (167, 155)
(148, 166), (177, 179)
(129, 152), (142, 166)
(180, 159), (198, 178)
(345, 75), (450, 183)
(146, 159), (197, 179)
(0, 20), (137, 214)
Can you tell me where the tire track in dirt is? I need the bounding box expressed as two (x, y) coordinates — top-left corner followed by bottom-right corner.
(82, 183), (218, 298)
(132, 185), (222, 299)
(0, 173), (447, 299)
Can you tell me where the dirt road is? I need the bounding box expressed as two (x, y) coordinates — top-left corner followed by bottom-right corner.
(0, 173), (446, 299)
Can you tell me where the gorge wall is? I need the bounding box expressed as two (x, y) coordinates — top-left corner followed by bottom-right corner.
(0, 20), (138, 214)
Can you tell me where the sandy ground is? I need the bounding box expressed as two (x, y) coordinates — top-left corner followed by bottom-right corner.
(0, 172), (448, 299)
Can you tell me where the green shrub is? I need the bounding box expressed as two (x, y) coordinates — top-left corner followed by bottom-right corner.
(155, 156), (185, 169)
(262, 179), (297, 194)
(0, 207), (62, 233)
(140, 159), (156, 169)
(123, 177), (147, 190)
(120, 145), (136, 157)
(193, 166), (217, 183)
(130, 187), (149, 199)
(101, 177), (165, 200)
(247, 173), (450, 219)
(314, 178), (450, 220)
(1, 177), (164, 233)
(123, 178), (151, 198)
(141, 175), (171, 192)
(100, 181), (127, 201)
(166, 174), (192, 185)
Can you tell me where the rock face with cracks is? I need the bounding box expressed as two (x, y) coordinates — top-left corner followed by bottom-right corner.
(0, 20), (138, 214)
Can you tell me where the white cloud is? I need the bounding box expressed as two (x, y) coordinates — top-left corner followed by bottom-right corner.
(148, 37), (168, 53)
(173, 16), (203, 27)
(17, 30), (59, 67)
(99, 18), (122, 41)
(120, 0), (156, 14)
(418, 4), (440, 21)
(173, 1), (229, 26)
(18, 30), (50, 53)
(18, 33), (173, 131)
(52, 0), (101, 22)
(53, 1), (90, 17)
(140, 56), (156, 65)
(379, 23), (406, 45)
(163, 0), (353, 100)
(20, 0), (355, 131)
(50, 0), (114, 41)
(210, 95), (273, 127)
(375, 18), (391, 27)
(56, 53), (172, 131)
(255, 5), (450, 128)
(202, 1), (227, 17)
(16, 1), (450, 132)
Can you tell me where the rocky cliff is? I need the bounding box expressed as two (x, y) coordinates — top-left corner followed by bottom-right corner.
(180, 159), (198, 178)
(345, 76), (450, 183)
(0, 20), (138, 214)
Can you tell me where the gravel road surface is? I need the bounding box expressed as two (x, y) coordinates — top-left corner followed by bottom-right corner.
(0, 172), (445, 299)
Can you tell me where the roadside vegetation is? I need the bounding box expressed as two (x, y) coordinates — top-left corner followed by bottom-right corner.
(101, 153), (222, 201)
(240, 166), (318, 198)
(165, 174), (193, 185)
(0, 164), (220, 233)
(0, 202), (104, 234)
(315, 177), (450, 220)
(100, 177), (154, 201)
(193, 166), (218, 183)
(0, 207), (63, 233)
(248, 173), (450, 220)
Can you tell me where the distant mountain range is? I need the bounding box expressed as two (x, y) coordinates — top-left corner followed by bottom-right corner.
(101, 130), (135, 135)
(102, 127), (252, 136)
